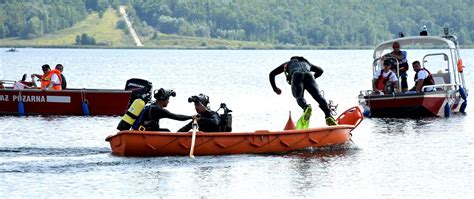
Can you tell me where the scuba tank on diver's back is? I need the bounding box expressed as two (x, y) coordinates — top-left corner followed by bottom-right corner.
(117, 87), (177, 131)
(217, 103), (233, 132)
(117, 98), (146, 131)
(117, 78), (153, 131)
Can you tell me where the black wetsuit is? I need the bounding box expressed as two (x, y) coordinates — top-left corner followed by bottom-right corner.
(178, 110), (221, 132)
(60, 74), (67, 89)
(269, 58), (332, 118)
(139, 103), (192, 131)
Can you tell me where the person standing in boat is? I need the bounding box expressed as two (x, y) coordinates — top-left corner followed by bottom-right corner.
(409, 61), (434, 93)
(373, 60), (399, 95)
(269, 56), (337, 126)
(178, 94), (221, 132)
(31, 64), (62, 90)
(136, 88), (194, 132)
(55, 64), (67, 89)
(383, 42), (409, 92)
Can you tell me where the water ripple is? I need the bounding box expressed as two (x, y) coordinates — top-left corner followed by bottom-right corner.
(0, 147), (109, 157)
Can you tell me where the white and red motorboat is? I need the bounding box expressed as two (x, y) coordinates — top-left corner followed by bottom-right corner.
(359, 29), (468, 117)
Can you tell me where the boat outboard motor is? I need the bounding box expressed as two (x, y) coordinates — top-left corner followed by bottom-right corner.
(117, 78), (153, 131)
(124, 78), (153, 107)
(217, 103), (232, 132)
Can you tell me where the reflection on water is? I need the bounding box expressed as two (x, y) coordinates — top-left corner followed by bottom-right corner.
(1, 49), (473, 198)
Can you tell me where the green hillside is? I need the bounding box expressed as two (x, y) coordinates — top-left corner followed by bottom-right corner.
(0, 8), (131, 47)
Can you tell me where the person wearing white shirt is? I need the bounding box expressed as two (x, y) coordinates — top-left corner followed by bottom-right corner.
(373, 60), (399, 95)
(49, 73), (60, 86)
(31, 64), (62, 90)
(410, 61), (435, 93)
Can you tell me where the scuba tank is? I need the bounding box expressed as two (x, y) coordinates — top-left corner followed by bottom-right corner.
(118, 78), (153, 131)
(220, 113), (232, 132)
(117, 98), (145, 130)
(116, 87), (175, 131)
(217, 103), (232, 132)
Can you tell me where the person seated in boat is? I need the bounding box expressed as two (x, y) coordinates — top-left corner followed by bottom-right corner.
(408, 61), (434, 93)
(269, 56), (337, 126)
(178, 94), (221, 132)
(31, 64), (63, 90)
(55, 64), (67, 89)
(13, 74), (34, 90)
(373, 60), (399, 95)
(136, 88), (194, 132)
(382, 42), (409, 92)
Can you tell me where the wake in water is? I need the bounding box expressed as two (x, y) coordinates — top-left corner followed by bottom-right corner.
(0, 147), (110, 157)
(0, 147), (112, 173)
(0, 144), (361, 174)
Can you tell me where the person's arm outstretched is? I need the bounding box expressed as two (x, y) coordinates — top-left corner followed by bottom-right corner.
(308, 62), (324, 78)
(269, 63), (285, 94)
(156, 108), (192, 121)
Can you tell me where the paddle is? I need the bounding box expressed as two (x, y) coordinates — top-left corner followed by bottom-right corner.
(189, 118), (199, 158)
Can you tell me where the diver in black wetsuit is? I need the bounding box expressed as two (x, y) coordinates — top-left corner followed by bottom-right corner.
(137, 88), (193, 131)
(178, 94), (221, 132)
(269, 56), (337, 126)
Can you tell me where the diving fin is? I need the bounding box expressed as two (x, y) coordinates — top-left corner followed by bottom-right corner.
(296, 105), (312, 130)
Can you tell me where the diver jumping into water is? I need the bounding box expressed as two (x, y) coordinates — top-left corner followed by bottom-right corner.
(269, 56), (337, 126)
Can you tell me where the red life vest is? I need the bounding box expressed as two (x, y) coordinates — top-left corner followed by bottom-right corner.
(40, 69), (62, 90)
(414, 68), (434, 88)
(375, 70), (393, 91)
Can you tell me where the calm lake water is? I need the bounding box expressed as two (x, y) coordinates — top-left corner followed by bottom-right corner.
(1, 48), (473, 198)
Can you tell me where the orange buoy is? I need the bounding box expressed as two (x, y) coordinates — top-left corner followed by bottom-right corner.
(457, 59), (463, 73)
(283, 111), (296, 130)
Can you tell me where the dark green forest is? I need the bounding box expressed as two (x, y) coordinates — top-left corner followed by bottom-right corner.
(130, 0), (474, 46)
(1, 0), (473, 47)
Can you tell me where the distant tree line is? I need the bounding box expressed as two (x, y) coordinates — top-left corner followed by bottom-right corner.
(129, 0), (474, 46)
(0, 0), (122, 39)
(1, 0), (473, 47)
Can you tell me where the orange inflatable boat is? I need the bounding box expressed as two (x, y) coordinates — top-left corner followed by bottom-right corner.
(105, 106), (363, 157)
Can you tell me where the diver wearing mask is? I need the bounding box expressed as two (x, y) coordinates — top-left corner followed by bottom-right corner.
(137, 88), (193, 132)
(178, 94), (221, 133)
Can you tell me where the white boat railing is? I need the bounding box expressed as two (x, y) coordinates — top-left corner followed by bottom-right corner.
(359, 83), (460, 97)
(0, 80), (16, 83)
(422, 83), (460, 92)
(0, 80), (16, 87)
